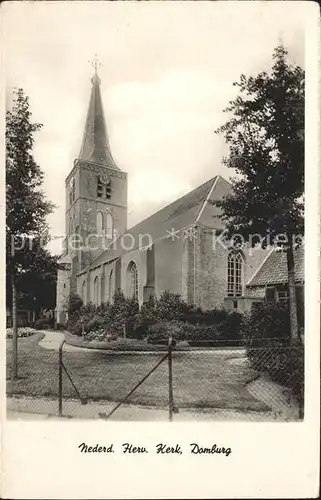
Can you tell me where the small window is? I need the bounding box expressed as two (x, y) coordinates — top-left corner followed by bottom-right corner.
(266, 287), (276, 302)
(97, 176), (112, 199)
(105, 179), (112, 200)
(97, 211), (104, 235)
(277, 289), (289, 302)
(106, 212), (113, 239)
(97, 176), (103, 198)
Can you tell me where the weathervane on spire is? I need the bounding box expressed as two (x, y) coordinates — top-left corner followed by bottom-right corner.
(89, 54), (102, 76)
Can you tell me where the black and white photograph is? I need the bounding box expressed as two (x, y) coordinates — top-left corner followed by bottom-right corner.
(1, 0), (320, 497)
(3, 0), (309, 422)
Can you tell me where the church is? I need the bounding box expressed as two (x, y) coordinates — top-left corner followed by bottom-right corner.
(55, 69), (274, 325)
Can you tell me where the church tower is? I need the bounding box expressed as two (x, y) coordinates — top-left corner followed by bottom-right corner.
(56, 64), (127, 323)
(66, 66), (127, 275)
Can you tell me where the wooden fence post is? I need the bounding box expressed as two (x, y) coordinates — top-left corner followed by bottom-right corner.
(168, 336), (174, 421)
(58, 340), (65, 416)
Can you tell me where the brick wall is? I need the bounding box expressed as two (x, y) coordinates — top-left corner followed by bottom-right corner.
(197, 227), (227, 309)
(195, 226), (270, 311)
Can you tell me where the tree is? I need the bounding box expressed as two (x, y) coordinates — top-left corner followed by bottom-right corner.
(215, 45), (304, 340)
(6, 89), (56, 379)
(6, 242), (59, 321)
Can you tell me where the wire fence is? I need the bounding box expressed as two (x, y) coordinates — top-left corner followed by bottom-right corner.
(6, 332), (304, 421)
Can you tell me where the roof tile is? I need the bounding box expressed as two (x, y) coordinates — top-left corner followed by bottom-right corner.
(248, 246), (304, 286)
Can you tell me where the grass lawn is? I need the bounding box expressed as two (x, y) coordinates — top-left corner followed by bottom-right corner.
(6, 333), (268, 412)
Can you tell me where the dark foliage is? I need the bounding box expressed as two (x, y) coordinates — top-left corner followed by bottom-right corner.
(34, 317), (53, 330)
(146, 320), (186, 345)
(67, 290), (245, 343)
(243, 301), (304, 405)
(242, 301), (291, 344)
(68, 293), (83, 318)
(215, 45), (304, 340)
(6, 89), (57, 306)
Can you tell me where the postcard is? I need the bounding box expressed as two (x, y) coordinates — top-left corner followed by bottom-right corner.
(1, 1), (319, 498)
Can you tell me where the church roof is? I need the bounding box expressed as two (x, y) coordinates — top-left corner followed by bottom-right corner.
(87, 175), (231, 272)
(78, 72), (119, 169)
(247, 246), (304, 287)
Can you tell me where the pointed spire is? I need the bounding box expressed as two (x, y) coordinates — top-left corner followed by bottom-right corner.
(78, 59), (119, 170)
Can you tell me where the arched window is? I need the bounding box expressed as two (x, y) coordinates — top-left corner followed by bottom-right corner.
(108, 269), (113, 301)
(97, 211), (104, 235)
(127, 261), (139, 299)
(106, 212), (114, 239)
(93, 276), (100, 305)
(97, 176), (103, 198)
(81, 280), (87, 305)
(227, 251), (243, 297)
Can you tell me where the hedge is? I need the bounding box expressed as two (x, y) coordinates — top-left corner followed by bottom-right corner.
(242, 301), (304, 408)
(66, 290), (244, 343)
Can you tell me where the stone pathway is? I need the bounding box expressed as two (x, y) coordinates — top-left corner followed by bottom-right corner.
(226, 356), (300, 421)
(37, 330), (246, 356)
(38, 331), (173, 355)
(7, 395), (280, 422)
(38, 330), (98, 353)
(247, 375), (300, 421)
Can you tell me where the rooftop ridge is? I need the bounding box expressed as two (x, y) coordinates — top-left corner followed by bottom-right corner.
(86, 175), (229, 272)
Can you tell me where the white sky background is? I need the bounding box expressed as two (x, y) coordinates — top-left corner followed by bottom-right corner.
(4, 1), (306, 255)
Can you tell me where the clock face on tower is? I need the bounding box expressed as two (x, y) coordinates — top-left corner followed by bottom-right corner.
(100, 174), (110, 184)
(97, 174), (111, 200)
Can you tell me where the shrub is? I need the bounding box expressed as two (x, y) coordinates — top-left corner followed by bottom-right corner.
(186, 324), (223, 346)
(132, 296), (157, 339)
(83, 321), (122, 342)
(80, 302), (97, 319)
(220, 312), (243, 340)
(70, 313), (124, 340)
(123, 296), (140, 336)
(55, 323), (65, 331)
(109, 291), (129, 322)
(202, 308), (231, 325)
(84, 328), (106, 342)
(34, 318), (53, 330)
(242, 301), (290, 344)
(6, 327), (35, 338)
(68, 293), (83, 317)
(68, 302), (96, 333)
(183, 307), (204, 325)
(247, 341), (304, 404)
(146, 320), (186, 345)
(155, 291), (191, 322)
(84, 317), (106, 334)
(243, 301), (304, 406)
(69, 319), (84, 336)
(185, 312), (243, 346)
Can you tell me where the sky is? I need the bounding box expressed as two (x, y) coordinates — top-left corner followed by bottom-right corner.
(4, 1), (306, 254)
